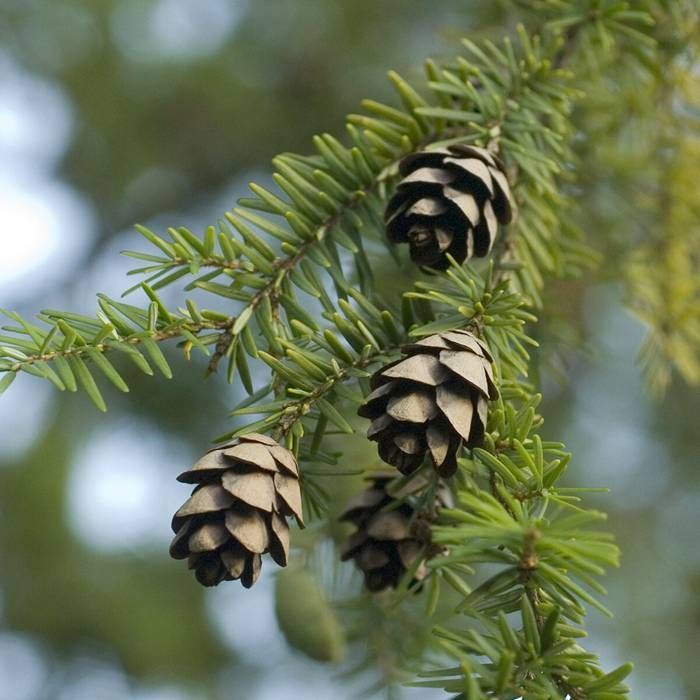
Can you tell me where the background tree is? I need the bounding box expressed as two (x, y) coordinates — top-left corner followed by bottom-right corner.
(0, 1), (697, 698)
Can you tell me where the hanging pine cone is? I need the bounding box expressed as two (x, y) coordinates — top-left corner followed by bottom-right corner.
(358, 329), (497, 477)
(385, 144), (513, 270)
(169, 433), (303, 588)
(339, 472), (451, 592)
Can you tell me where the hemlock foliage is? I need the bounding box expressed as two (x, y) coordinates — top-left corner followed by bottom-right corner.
(2, 1), (698, 697)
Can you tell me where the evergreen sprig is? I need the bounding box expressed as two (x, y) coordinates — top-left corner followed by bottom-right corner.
(622, 10), (700, 395)
(1, 1), (688, 697)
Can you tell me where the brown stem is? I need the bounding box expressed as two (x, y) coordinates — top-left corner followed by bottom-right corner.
(167, 256), (244, 271)
(8, 317), (229, 373)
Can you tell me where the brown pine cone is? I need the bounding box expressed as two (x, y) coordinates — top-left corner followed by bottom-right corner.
(358, 329), (497, 477)
(385, 144), (513, 270)
(169, 433), (303, 588)
(339, 472), (451, 592)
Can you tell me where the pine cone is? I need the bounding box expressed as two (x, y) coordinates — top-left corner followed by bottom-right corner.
(358, 330), (497, 477)
(339, 472), (451, 592)
(385, 144), (513, 270)
(169, 433), (303, 588)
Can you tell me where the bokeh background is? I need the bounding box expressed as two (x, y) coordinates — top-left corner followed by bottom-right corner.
(0, 1), (697, 699)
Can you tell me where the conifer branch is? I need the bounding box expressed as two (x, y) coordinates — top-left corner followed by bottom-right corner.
(0, 3), (689, 697)
(0, 11), (591, 404)
(621, 16), (700, 395)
